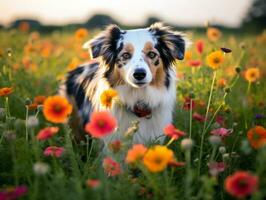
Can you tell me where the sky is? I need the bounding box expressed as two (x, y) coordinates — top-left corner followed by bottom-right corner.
(0, 0), (254, 27)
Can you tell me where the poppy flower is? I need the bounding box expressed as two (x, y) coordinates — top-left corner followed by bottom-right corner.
(0, 185), (27, 200)
(85, 111), (117, 138)
(100, 88), (118, 108)
(125, 144), (147, 164)
(163, 124), (185, 140)
(211, 128), (232, 137)
(224, 171), (258, 198)
(36, 127), (59, 141)
(86, 179), (101, 189)
(247, 126), (266, 149)
(206, 51), (224, 69)
(102, 157), (122, 177)
(195, 40), (204, 54)
(207, 27), (222, 41)
(0, 87), (13, 97)
(143, 145), (174, 173)
(244, 68), (260, 83)
(192, 112), (206, 122)
(43, 96), (73, 123)
(188, 60), (201, 67)
(43, 146), (65, 157)
(183, 97), (195, 110)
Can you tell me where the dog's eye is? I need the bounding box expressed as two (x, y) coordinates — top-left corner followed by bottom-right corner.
(121, 52), (131, 60)
(147, 51), (156, 59)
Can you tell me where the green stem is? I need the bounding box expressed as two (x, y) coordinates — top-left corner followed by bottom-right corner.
(25, 107), (29, 141)
(185, 150), (192, 199)
(198, 70), (217, 177)
(189, 98), (193, 138)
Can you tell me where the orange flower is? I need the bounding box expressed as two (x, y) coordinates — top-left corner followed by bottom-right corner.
(43, 96), (73, 123)
(74, 28), (88, 40)
(0, 87), (13, 97)
(207, 27), (222, 41)
(217, 78), (227, 88)
(100, 88), (118, 108)
(36, 127), (59, 141)
(244, 68), (260, 83)
(225, 171), (258, 198)
(247, 126), (266, 149)
(143, 145), (174, 173)
(85, 111), (117, 138)
(26, 103), (38, 111)
(163, 124), (185, 140)
(206, 50), (224, 69)
(184, 51), (192, 61)
(34, 95), (46, 105)
(126, 144), (147, 164)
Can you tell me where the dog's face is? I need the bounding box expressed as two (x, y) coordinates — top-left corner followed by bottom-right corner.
(83, 23), (186, 88)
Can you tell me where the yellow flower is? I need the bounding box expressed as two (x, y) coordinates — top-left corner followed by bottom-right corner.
(206, 51), (224, 69)
(207, 27), (222, 41)
(244, 68), (260, 83)
(100, 88), (118, 108)
(143, 145), (174, 173)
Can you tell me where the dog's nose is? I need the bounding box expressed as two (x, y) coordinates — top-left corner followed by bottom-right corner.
(133, 69), (146, 81)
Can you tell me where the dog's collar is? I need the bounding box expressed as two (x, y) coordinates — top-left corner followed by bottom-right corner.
(125, 101), (152, 119)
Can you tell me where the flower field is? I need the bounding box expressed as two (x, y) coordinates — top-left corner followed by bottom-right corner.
(0, 25), (266, 200)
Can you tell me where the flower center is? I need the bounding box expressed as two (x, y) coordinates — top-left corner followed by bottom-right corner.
(213, 57), (220, 64)
(238, 180), (248, 189)
(54, 104), (62, 113)
(97, 120), (106, 128)
(154, 156), (163, 165)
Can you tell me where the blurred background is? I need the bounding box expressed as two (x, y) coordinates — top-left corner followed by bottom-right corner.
(0, 0), (265, 32)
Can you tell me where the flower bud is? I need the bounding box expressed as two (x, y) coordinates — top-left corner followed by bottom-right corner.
(26, 116), (39, 128)
(24, 98), (32, 106)
(33, 162), (50, 175)
(181, 138), (194, 151)
(219, 146), (226, 154)
(209, 135), (221, 146)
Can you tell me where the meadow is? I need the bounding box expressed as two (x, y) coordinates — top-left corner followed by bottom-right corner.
(0, 24), (266, 200)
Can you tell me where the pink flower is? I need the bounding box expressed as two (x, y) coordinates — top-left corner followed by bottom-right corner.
(211, 128), (232, 137)
(216, 115), (225, 126)
(36, 127), (59, 141)
(102, 157), (122, 177)
(208, 162), (226, 176)
(192, 112), (206, 122)
(43, 146), (65, 157)
(0, 185), (27, 200)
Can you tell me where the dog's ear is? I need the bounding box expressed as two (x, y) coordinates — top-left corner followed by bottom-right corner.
(83, 25), (122, 63)
(149, 22), (188, 62)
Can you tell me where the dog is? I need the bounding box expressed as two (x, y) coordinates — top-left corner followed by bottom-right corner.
(60, 23), (188, 145)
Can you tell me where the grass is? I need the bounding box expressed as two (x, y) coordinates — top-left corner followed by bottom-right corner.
(0, 27), (266, 200)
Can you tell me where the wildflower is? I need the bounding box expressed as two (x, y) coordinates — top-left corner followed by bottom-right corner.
(36, 127), (59, 141)
(74, 28), (88, 40)
(34, 95), (46, 105)
(0, 185), (27, 200)
(244, 68), (260, 83)
(206, 50), (224, 69)
(195, 40), (204, 54)
(211, 128), (232, 138)
(183, 97), (195, 110)
(33, 162), (50, 175)
(217, 78), (227, 88)
(163, 124), (185, 140)
(143, 145), (174, 173)
(86, 179), (101, 189)
(216, 115), (225, 126)
(100, 88), (118, 108)
(207, 27), (222, 41)
(26, 115), (39, 128)
(188, 60), (201, 67)
(247, 126), (266, 149)
(43, 96), (73, 123)
(181, 138), (194, 151)
(208, 162), (225, 176)
(26, 103), (38, 111)
(192, 112), (205, 122)
(224, 171), (258, 198)
(43, 146), (65, 157)
(102, 157), (122, 177)
(85, 111), (117, 138)
(0, 87), (13, 97)
(108, 140), (122, 153)
(209, 135), (222, 146)
(125, 144), (147, 164)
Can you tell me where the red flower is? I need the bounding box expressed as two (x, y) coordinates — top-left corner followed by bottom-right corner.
(216, 115), (225, 126)
(196, 40), (204, 54)
(164, 124), (185, 140)
(102, 157), (122, 177)
(183, 97), (195, 110)
(108, 140), (122, 153)
(86, 179), (101, 189)
(36, 127), (59, 141)
(192, 112), (205, 122)
(0, 185), (27, 200)
(188, 60), (201, 67)
(85, 111), (117, 138)
(225, 171), (258, 198)
(43, 146), (65, 157)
